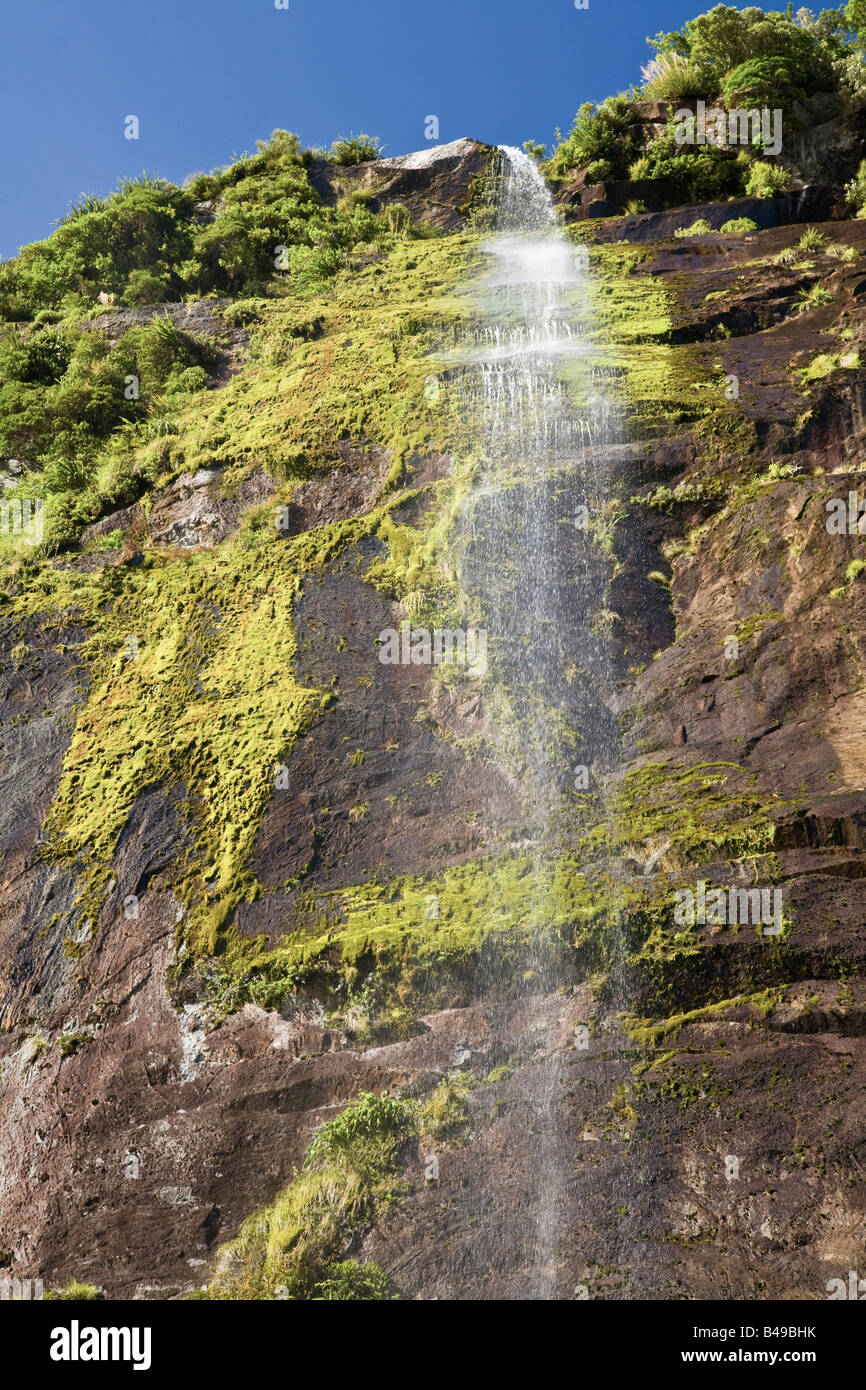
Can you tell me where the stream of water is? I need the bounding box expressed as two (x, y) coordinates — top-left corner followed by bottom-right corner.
(460, 146), (620, 1295)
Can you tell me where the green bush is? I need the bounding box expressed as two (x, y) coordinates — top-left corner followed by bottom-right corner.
(721, 54), (806, 114)
(585, 159), (614, 184)
(640, 50), (705, 100)
(719, 216), (758, 233)
(645, 125), (743, 202)
(43, 1282), (102, 1301)
(1, 327), (71, 384)
(546, 96), (639, 182)
(674, 217), (715, 237)
(827, 242), (858, 261)
(0, 129), (398, 321)
(792, 283), (833, 313)
(312, 1260), (396, 1300)
(208, 1092), (415, 1300)
(326, 133), (383, 165)
(1, 177), (196, 319)
(845, 157), (866, 214)
(123, 268), (171, 306)
(417, 1074), (475, 1145)
(305, 1091), (414, 1176)
(0, 313), (214, 532)
(797, 225), (827, 252)
(547, 6), (859, 204)
(745, 159), (791, 197)
(647, 5), (836, 97)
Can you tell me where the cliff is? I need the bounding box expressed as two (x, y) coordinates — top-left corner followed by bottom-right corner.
(1, 127), (865, 1301)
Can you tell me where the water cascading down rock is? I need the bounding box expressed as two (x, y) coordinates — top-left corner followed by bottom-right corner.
(456, 146), (621, 1293)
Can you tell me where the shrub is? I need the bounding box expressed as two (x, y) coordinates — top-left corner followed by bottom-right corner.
(792, 284), (833, 313)
(1, 327), (71, 384)
(845, 157), (866, 214)
(208, 1092), (415, 1300)
(312, 1260), (396, 1301)
(775, 246), (799, 265)
(546, 96), (639, 181)
(674, 217), (715, 237)
(721, 55), (805, 114)
(304, 1090), (414, 1177)
(628, 155), (652, 180)
(0, 311), (214, 524)
(0, 128), (402, 320)
(645, 125), (743, 202)
(797, 226), (827, 253)
(43, 1283), (103, 1301)
(123, 268), (171, 306)
(720, 216), (758, 233)
(827, 242), (858, 261)
(584, 158), (613, 184)
(623, 199), (650, 215)
(326, 133), (383, 165)
(745, 160), (791, 198)
(417, 1074), (475, 1146)
(0, 179), (196, 318)
(383, 203), (411, 236)
(640, 50), (705, 100)
(647, 6), (835, 96)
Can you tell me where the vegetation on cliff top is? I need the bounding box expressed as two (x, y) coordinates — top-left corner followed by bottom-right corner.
(0, 130), (396, 318)
(545, 6), (866, 201)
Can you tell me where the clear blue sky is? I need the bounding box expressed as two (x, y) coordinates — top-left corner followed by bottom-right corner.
(1, 0), (698, 254)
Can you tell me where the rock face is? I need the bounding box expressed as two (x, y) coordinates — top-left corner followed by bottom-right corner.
(1, 138), (866, 1302)
(309, 137), (498, 230)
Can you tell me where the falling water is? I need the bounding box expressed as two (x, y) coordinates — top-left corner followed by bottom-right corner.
(455, 147), (620, 1295)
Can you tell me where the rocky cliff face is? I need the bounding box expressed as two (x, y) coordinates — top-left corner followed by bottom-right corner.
(1, 135), (865, 1301)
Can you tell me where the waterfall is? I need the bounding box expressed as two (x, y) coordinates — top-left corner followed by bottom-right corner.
(462, 145), (617, 806)
(455, 146), (620, 1296)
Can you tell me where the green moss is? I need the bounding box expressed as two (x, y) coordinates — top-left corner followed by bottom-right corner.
(3, 229), (489, 980)
(564, 237), (713, 439)
(624, 987), (784, 1049)
(483, 1064), (512, 1084)
(0, 156), (797, 1033)
(271, 849), (598, 975)
(735, 610), (784, 643)
(417, 1073), (477, 1146)
(633, 1059), (733, 1112)
(596, 759), (785, 868)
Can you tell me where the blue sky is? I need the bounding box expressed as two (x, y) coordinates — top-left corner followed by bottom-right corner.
(1, 0), (698, 254)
